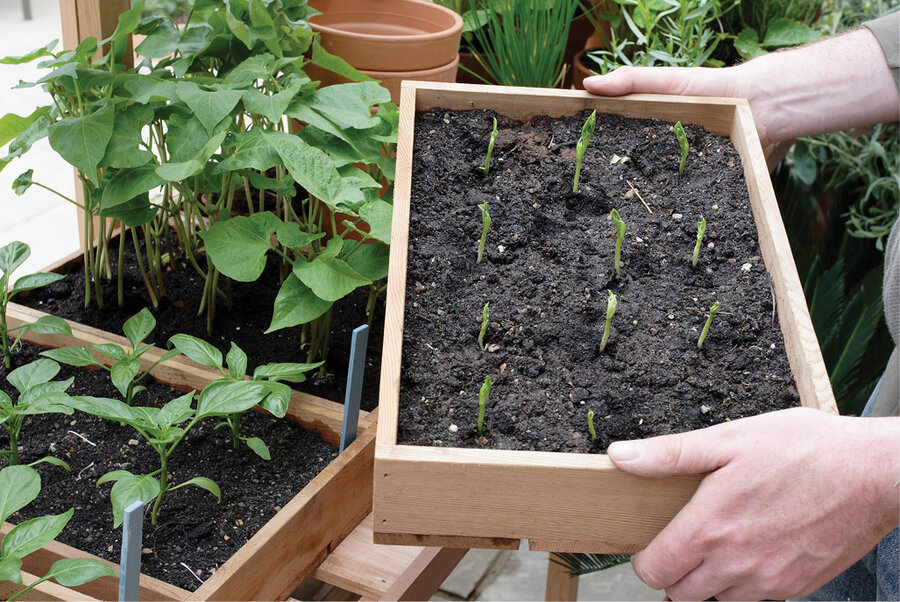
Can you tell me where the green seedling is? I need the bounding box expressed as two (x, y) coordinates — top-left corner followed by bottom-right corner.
(41, 308), (180, 406)
(0, 359), (74, 468)
(697, 301), (720, 349)
(168, 334), (321, 458)
(0, 241), (70, 369)
(587, 409), (596, 441)
(70, 378), (271, 526)
(573, 110), (597, 193)
(477, 375), (493, 436)
(483, 117), (498, 176)
(477, 202), (492, 263)
(599, 290), (617, 353)
(674, 121), (689, 173)
(692, 218), (707, 266)
(477, 302), (490, 350)
(611, 209), (626, 279)
(0, 465), (116, 601)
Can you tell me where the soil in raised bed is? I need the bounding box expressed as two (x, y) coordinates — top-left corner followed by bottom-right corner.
(398, 108), (800, 453)
(19, 242), (384, 411)
(0, 343), (337, 592)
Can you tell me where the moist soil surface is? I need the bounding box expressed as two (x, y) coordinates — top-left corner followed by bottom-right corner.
(0, 344), (337, 592)
(398, 108), (799, 452)
(20, 245), (384, 411)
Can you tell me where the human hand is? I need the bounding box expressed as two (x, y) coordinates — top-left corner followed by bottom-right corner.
(607, 407), (900, 600)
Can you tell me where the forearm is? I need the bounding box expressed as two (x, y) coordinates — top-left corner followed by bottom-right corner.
(857, 416), (900, 535)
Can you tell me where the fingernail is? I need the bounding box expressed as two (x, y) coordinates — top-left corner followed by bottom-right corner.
(608, 440), (645, 462)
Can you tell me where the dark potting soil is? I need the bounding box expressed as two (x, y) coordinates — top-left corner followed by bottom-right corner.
(398, 109), (799, 453)
(0, 343), (337, 592)
(19, 242), (384, 411)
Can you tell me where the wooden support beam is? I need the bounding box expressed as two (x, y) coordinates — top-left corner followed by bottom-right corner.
(546, 557), (579, 602)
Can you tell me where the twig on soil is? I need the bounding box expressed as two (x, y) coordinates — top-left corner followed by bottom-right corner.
(67, 430), (97, 446)
(625, 180), (652, 214)
(770, 282), (776, 323)
(76, 462), (95, 480)
(181, 562), (206, 585)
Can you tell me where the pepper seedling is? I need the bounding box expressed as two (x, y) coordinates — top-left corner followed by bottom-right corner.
(611, 209), (626, 279)
(674, 121), (689, 173)
(477, 375), (493, 436)
(697, 301), (720, 349)
(573, 110), (597, 193)
(587, 409), (596, 441)
(477, 202), (491, 263)
(478, 302), (490, 350)
(692, 218), (707, 266)
(483, 117), (498, 176)
(599, 290), (617, 353)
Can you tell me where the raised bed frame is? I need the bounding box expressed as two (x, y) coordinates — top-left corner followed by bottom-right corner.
(373, 81), (838, 553)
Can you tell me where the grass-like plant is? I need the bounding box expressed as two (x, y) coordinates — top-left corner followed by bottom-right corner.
(0, 241), (71, 369)
(692, 218), (707, 266)
(697, 301), (720, 349)
(477, 375), (492, 436)
(675, 121), (689, 173)
(587, 409), (596, 441)
(599, 290), (617, 353)
(478, 302), (490, 350)
(483, 117), (498, 176)
(610, 209), (627, 279)
(573, 110), (597, 193)
(477, 202), (492, 263)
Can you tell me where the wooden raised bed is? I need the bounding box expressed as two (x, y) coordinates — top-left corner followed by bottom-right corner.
(373, 81), (837, 553)
(3, 304), (377, 600)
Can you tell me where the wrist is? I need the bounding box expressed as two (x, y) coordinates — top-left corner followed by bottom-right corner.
(850, 416), (900, 535)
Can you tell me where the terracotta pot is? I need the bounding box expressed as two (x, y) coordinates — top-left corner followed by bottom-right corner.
(572, 49), (599, 90)
(308, 0), (462, 72)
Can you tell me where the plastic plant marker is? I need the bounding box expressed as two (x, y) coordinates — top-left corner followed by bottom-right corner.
(118, 500), (144, 602)
(340, 324), (369, 453)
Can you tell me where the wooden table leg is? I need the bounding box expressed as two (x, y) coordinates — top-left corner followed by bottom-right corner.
(546, 555), (579, 601)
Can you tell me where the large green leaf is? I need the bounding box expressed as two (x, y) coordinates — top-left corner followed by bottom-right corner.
(344, 243), (389, 281)
(156, 130), (227, 182)
(10, 272), (64, 296)
(0, 556), (21, 583)
(195, 381), (267, 419)
(762, 19), (819, 48)
(198, 212), (281, 282)
(226, 342), (247, 380)
(110, 358), (141, 400)
(0, 109), (46, 149)
(47, 105), (115, 186)
(123, 308), (156, 350)
(241, 78), (304, 124)
(215, 128), (281, 173)
(275, 222), (325, 249)
(1, 509), (72, 559)
(110, 475), (159, 528)
(358, 200), (392, 244)
(0, 466), (40, 524)
(0, 241), (29, 277)
(258, 382), (289, 418)
(43, 558), (117, 587)
(7, 359), (60, 394)
(267, 130), (342, 204)
(168, 334), (223, 368)
(293, 238), (371, 302)
(0, 40), (57, 65)
(266, 274), (332, 332)
(67, 396), (136, 423)
(244, 437), (271, 460)
(120, 74), (177, 104)
(98, 194), (158, 228)
(309, 39), (373, 82)
(293, 82), (387, 131)
(173, 476), (220, 501)
(99, 103), (155, 169)
(156, 391), (195, 429)
(40, 347), (99, 368)
(176, 81), (243, 135)
(101, 165), (164, 210)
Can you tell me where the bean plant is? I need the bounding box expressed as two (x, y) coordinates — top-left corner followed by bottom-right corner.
(0, 241), (71, 369)
(0, 465), (115, 600)
(477, 202), (492, 263)
(573, 110), (597, 193)
(611, 209), (626, 279)
(599, 291), (617, 353)
(483, 118), (498, 176)
(587, 409), (597, 441)
(692, 218), (707, 266)
(674, 121), (689, 173)
(168, 334), (321, 457)
(477, 375), (492, 436)
(70, 379), (270, 527)
(697, 301), (720, 349)
(41, 308), (180, 405)
(478, 302), (490, 350)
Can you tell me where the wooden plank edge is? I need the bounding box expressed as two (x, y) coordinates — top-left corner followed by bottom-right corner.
(0, 570), (101, 602)
(372, 532), (520, 550)
(376, 547), (467, 602)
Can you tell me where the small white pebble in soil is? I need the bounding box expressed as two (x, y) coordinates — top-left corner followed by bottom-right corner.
(223, 535), (230, 541)
(741, 262), (753, 273)
(235, 519), (243, 526)
(49, 442), (57, 453)
(706, 267), (714, 274)
(235, 327), (240, 331)
(708, 242), (715, 249)
(487, 344), (501, 353)
(712, 204), (719, 210)
(700, 405), (711, 414)
(142, 548), (153, 555)
(580, 400), (585, 405)
(770, 343), (777, 350)
(448, 424), (458, 434)
(497, 245), (506, 253)
(673, 213), (683, 220)
(533, 202), (541, 209)
(499, 363), (507, 372)
(128, 439), (139, 446)
(668, 314), (675, 320)
(70, 420), (76, 426)
(635, 237), (643, 244)
(632, 320), (638, 326)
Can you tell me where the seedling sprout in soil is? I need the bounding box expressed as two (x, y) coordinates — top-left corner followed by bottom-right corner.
(478, 302), (490, 349)
(611, 209), (626, 279)
(693, 218), (707, 266)
(698, 301), (720, 349)
(0, 241), (70, 369)
(477, 202), (492, 263)
(0, 465), (116, 600)
(587, 409), (596, 441)
(477, 375), (492, 436)
(573, 110), (597, 193)
(599, 290), (617, 353)
(675, 121), (689, 173)
(483, 117), (498, 176)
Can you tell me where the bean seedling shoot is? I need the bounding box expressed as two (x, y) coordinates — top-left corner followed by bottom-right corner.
(478, 302), (490, 349)
(587, 409), (596, 441)
(477, 202), (491, 263)
(611, 209), (626, 279)
(573, 110), (597, 193)
(693, 218), (707, 266)
(477, 375), (492, 436)
(483, 117), (498, 176)
(675, 121), (689, 173)
(698, 301), (720, 349)
(599, 290), (617, 353)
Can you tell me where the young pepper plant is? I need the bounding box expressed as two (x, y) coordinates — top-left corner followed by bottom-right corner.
(69, 379), (270, 527)
(697, 301), (720, 349)
(610, 209), (626, 279)
(599, 290), (617, 353)
(482, 117), (498, 176)
(573, 110), (597, 193)
(692, 218), (707, 266)
(587, 409), (597, 441)
(477, 302), (490, 350)
(41, 308), (180, 405)
(168, 334), (321, 458)
(0, 241), (71, 369)
(0, 465), (116, 600)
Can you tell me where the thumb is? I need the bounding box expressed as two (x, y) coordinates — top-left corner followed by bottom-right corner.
(607, 428), (733, 478)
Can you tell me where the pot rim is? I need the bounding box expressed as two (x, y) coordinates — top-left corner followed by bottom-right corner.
(309, 0), (463, 43)
(362, 54), (459, 78)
